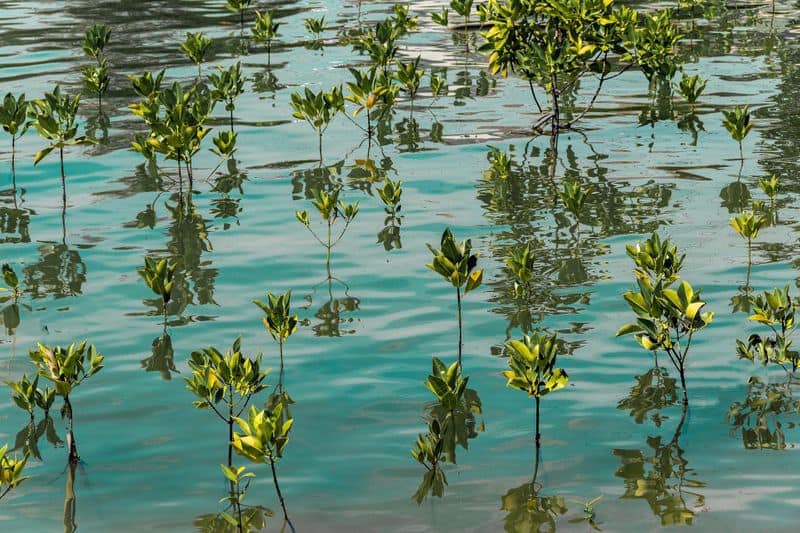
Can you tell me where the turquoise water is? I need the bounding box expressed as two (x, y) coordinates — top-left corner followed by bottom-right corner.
(2, 1), (800, 531)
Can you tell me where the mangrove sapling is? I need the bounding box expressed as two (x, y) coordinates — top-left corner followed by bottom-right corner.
(730, 210), (766, 283)
(429, 73), (448, 105)
(395, 56), (425, 110)
(29, 85), (94, 207)
(210, 62), (246, 133)
(377, 176), (402, 213)
(617, 234), (713, 403)
(28, 341), (104, 464)
(722, 105), (753, 161)
(304, 16), (325, 43)
(352, 18), (401, 79)
(411, 418), (447, 504)
(736, 286), (800, 375)
(181, 32), (213, 79)
(186, 338), (268, 530)
(345, 68), (388, 140)
(376, 177), (403, 250)
(252, 290), (298, 388)
(759, 175), (779, 208)
(0, 444), (28, 502)
(1, 263), (22, 303)
(140, 256), (176, 324)
(6, 374), (39, 419)
(450, 0), (473, 26)
(232, 403), (295, 531)
(431, 8), (449, 27)
(295, 187), (359, 277)
(503, 333), (569, 448)
(635, 9), (683, 85)
(252, 10), (281, 67)
(0, 93), (31, 180)
(426, 228), (483, 370)
(226, 0), (252, 33)
(81, 24), (112, 107)
(676, 73), (707, 107)
(289, 86), (344, 160)
(211, 130), (238, 160)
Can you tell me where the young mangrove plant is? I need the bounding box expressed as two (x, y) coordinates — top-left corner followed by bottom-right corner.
(426, 228), (483, 369)
(377, 176), (402, 213)
(429, 72), (448, 104)
(186, 338), (268, 466)
(141, 256), (176, 324)
(226, 0), (252, 32)
(503, 333), (569, 447)
(290, 86), (344, 160)
(431, 7), (449, 27)
(296, 187), (359, 276)
(1, 263), (22, 303)
(0, 93), (31, 177)
(211, 130), (238, 160)
(252, 10), (281, 66)
(181, 32), (213, 79)
(676, 73), (706, 106)
(345, 68), (388, 140)
(395, 56), (424, 109)
(730, 210), (765, 279)
(759, 175), (779, 207)
(81, 24), (112, 106)
(304, 16), (325, 42)
(232, 403), (294, 531)
(722, 105), (753, 161)
(376, 177), (403, 251)
(0, 444), (28, 502)
(6, 374), (39, 419)
(210, 61), (246, 132)
(252, 290), (298, 386)
(736, 285), (800, 375)
(30, 85), (94, 206)
(617, 233), (713, 403)
(28, 341), (104, 463)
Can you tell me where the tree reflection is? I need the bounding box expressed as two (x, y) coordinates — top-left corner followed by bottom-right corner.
(12, 415), (63, 461)
(194, 506), (272, 533)
(306, 277), (359, 338)
(23, 243), (87, 300)
(726, 375), (800, 450)
(613, 404), (706, 526)
(140, 328), (177, 380)
(618, 366), (680, 428)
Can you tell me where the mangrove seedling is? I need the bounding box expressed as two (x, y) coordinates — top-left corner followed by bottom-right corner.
(395, 56), (425, 107)
(129, 69), (166, 101)
(304, 17), (325, 42)
(296, 187), (359, 275)
(218, 464), (257, 532)
(232, 403), (294, 530)
(252, 10), (281, 66)
(290, 86), (344, 160)
(141, 256), (176, 323)
(503, 333), (569, 446)
(617, 236), (713, 403)
(81, 24), (112, 106)
(377, 177), (402, 213)
(635, 9), (682, 84)
(1, 263), (22, 302)
(411, 418), (447, 504)
(430, 72), (448, 102)
(186, 338), (268, 464)
(722, 105), (753, 161)
(0, 93), (31, 175)
(211, 130), (238, 159)
(29, 85), (94, 205)
(226, 0), (252, 32)
(450, 0), (473, 25)
(0, 444), (28, 501)
(559, 181), (592, 226)
(676, 73), (706, 106)
(426, 228), (483, 369)
(6, 374), (39, 419)
(181, 32), (213, 79)
(210, 61), (246, 132)
(431, 8), (449, 27)
(425, 357), (469, 413)
(759, 175), (779, 205)
(730, 210), (765, 270)
(252, 290), (298, 384)
(345, 68), (388, 139)
(29, 341), (105, 463)
(736, 285), (800, 374)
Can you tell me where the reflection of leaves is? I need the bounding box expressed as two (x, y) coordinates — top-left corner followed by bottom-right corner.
(23, 243), (86, 299)
(0, 206), (31, 244)
(312, 294), (360, 337)
(618, 367), (679, 427)
(613, 406), (705, 526)
(12, 416), (63, 461)
(194, 506), (273, 532)
(166, 199), (217, 306)
(719, 181), (751, 214)
(1, 303), (21, 335)
(377, 213), (402, 251)
(501, 482), (568, 533)
(140, 332), (177, 380)
(412, 467), (447, 505)
(726, 376), (800, 450)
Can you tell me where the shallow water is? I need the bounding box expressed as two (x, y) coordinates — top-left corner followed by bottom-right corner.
(2, 0), (800, 531)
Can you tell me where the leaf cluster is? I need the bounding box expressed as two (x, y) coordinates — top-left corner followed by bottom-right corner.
(28, 341), (104, 398)
(426, 228), (483, 292)
(737, 286), (800, 373)
(253, 290), (298, 343)
(232, 403), (293, 464)
(141, 256), (176, 305)
(503, 333), (569, 398)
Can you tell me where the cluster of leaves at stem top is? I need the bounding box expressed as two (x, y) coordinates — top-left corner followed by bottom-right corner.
(617, 233), (713, 402)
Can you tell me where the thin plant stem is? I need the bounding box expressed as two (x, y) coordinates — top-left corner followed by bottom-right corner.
(456, 286), (463, 370)
(64, 395), (79, 464)
(269, 458), (294, 532)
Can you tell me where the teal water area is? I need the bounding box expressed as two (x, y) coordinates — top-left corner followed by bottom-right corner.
(2, 1), (800, 531)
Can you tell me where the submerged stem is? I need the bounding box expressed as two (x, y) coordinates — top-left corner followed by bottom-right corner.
(456, 286), (463, 370)
(269, 458), (294, 532)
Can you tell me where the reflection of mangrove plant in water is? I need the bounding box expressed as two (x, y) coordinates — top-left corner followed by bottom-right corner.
(376, 176), (403, 251)
(618, 366), (679, 428)
(618, 233), (713, 403)
(726, 375), (800, 450)
(426, 228), (483, 370)
(28, 341), (104, 464)
(614, 403), (706, 526)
